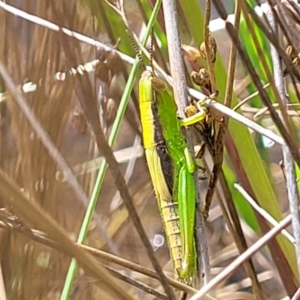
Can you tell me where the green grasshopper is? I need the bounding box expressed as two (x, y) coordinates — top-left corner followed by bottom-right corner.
(138, 70), (206, 285)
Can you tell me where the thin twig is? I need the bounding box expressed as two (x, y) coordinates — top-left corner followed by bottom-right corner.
(221, 5), (264, 299)
(211, 0), (300, 166)
(0, 173), (133, 300)
(240, 0), (293, 137)
(0, 58), (175, 300)
(265, 3), (300, 278)
(189, 214), (292, 300)
(0, 63), (94, 225)
(188, 91), (285, 145)
(0, 2), (286, 147)
(204, 0), (216, 93)
(104, 265), (168, 300)
(85, 246), (197, 294)
(0, 217), (199, 295)
(162, 0), (210, 285)
(234, 183), (295, 244)
(233, 82), (272, 112)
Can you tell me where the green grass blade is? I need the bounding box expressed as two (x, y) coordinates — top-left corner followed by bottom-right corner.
(60, 1), (162, 298)
(179, 0), (297, 278)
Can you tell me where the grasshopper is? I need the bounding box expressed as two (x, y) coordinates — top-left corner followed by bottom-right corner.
(138, 70), (206, 285)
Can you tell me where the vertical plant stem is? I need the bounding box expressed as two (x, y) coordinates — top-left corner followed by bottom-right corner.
(204, 0), (216, 93)
(0, 63), (133, 300)
(222, 2), (264, 299)
(162, 0), (210, 285)
(265, 4), (300, 279)
(189, 214), (292, 300)
(60, 1), (176, 299)
(212, 0), (300, 166)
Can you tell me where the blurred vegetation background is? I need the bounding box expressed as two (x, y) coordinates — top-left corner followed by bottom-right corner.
(0, 0), (300, 299)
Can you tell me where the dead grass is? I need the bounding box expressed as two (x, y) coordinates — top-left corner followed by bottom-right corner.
(0, 1), (299, 299)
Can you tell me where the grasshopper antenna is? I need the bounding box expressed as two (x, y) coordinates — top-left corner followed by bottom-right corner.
(150, 30), (155, 73)
(126, 30), (146, 71)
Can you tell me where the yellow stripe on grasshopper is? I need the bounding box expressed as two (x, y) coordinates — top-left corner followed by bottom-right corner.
(139, 70), (207, 285)
(147, 147), (183, 271)
(139, 71), (186, 282)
